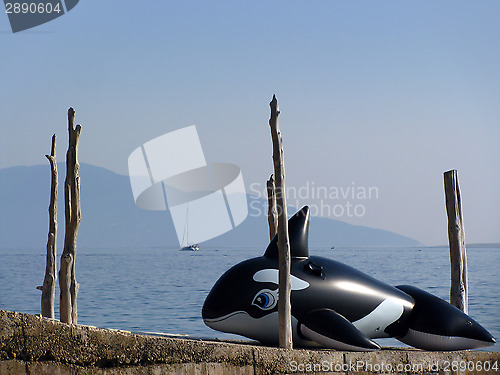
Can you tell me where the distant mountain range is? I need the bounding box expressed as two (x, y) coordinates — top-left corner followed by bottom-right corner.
(0, 164), (420, 249)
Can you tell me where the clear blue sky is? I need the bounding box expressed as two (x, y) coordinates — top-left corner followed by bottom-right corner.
(1, 1), (499, 245)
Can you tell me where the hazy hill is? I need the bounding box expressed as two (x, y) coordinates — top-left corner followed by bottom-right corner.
(0, 164), (420, 249)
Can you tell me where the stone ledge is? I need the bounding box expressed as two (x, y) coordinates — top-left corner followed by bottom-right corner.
(1, 310), (499, 374)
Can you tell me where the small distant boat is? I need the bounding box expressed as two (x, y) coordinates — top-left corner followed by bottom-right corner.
(181, 244), (200, 251)
(180, 204), (200, 251)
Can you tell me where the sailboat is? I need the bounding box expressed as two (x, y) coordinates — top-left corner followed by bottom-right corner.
(180, 204), (200, 251)
(181, 243), (200, 251)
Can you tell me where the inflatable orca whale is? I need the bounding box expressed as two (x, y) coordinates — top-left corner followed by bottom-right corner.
(202, 206), (495, 351)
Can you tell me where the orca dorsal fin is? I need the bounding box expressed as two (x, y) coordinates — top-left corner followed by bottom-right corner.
(264, 206), (310, 259)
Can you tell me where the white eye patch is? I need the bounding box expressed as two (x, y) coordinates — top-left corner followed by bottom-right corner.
(253, 269), (309, 291)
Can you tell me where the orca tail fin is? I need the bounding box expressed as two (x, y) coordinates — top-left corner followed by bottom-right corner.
(396, 285), (495, 350)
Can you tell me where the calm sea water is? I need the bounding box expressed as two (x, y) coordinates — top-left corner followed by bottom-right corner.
(0, 245), (498, 351)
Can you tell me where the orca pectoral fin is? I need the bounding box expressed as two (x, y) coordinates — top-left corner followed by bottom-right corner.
(299, 308), (380, 351)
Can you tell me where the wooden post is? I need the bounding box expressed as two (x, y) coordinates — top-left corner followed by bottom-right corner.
(37, 134), (58, 319)
(443, 169), (468, 314)
(266, 174), (278, 241)
(59, 108), (81, 324)
(268, 95), (293, 349)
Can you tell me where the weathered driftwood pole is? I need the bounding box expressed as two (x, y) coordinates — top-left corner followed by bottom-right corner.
(37, 134), (58, 318)
(59, 108), (81, 324)
(266, 174), (278, 241)
(443, 169), (468, 314)
(268, 95), (293, 349)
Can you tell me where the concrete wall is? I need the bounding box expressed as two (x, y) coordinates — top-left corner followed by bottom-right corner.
(1, 310), (499, 374)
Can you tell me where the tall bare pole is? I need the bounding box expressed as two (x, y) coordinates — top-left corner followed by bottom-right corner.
(38, 134), (58, 318)
(268, 95), (292, 349)
(444, 169), (468, 314)
(59, 107), (81, 324)
(266, 174), (278, 241)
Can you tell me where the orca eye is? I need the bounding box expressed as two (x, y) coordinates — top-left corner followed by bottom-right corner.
(255, 293), (270, 307)
(252, 289), (277, 310)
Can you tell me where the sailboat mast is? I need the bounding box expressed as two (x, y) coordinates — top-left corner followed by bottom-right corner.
(182, 204), (189, 246)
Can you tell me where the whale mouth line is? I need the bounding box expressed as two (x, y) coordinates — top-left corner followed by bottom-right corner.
(203, 311), (249, 324)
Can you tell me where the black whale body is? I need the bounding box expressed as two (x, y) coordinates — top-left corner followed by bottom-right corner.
(202, 206), (495, 351)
